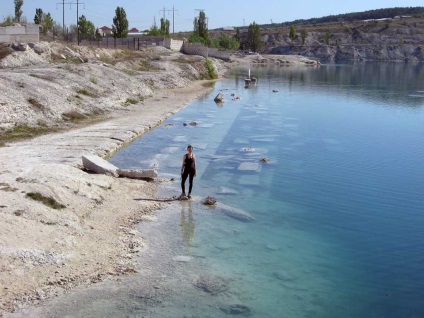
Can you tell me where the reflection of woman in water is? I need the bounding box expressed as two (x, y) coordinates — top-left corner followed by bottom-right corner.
(181, 202), (195, 254)
(181, 145), (197, 198)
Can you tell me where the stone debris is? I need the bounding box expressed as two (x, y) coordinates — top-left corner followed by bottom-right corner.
(195, 275), (229, 295)
(202, 196), (217, 206)
(214, 93), (225, 103)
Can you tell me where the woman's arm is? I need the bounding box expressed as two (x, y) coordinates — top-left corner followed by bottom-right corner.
(181, 155), (186, 175)
(193, 154), (197, 176)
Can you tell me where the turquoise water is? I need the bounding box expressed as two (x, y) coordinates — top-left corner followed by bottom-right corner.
(11, 63), (424, 318)
(109, 63), (424, 318)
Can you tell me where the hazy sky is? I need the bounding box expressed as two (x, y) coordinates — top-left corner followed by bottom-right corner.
(1, 0), (423, 32)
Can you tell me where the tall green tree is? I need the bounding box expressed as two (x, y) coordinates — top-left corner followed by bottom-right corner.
(234, 28), (240, 43)
(197, 11), (208, 41)
(42, 13), (53, 35)
(191, 11), (208, 44)
(112, 7), (129, 38)
(159, 18), (170, 36)
(147, 18), (160, 36)
(14, 0), (24, 22)
(247, 22), (262, 52)
(78, 15), (95, 39)
(289, 25), (297, 44)
(300, 28), (308, 45)
(165, 19), (170, 35)
(34, 8), (43, 24)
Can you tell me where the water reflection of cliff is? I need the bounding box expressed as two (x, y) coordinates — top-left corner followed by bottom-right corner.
(231, 63), (424, 107)
(181, 202), (195, 254)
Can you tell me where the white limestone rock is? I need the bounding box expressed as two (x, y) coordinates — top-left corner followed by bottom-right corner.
(117, 168), (158, 180)
(82, 155), (119, 177)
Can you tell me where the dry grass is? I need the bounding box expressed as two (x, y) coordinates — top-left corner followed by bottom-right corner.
(76, 88), (99, 98)
(26, 192), (66, 209)
(28, 98), (45, 110)
(62, 111), (86, 121)
(29, 73), (56, 82)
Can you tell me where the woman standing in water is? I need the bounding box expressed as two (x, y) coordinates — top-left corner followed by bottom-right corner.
(181, 145), (196, 199)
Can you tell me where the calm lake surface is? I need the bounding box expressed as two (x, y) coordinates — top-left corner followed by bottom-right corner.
(11, 63), (424, 318)
(109, 62), (424, 318)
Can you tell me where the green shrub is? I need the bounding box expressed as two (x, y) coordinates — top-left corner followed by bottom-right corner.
(204, 58), (217, 80)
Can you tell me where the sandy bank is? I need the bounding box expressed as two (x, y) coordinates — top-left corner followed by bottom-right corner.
(0, 80), (214, 315)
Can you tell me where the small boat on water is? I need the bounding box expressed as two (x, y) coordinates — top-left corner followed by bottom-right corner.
(245, 69), (252, 86)
(245, 69), (258, 88)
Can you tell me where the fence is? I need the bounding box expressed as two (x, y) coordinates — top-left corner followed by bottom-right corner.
(79, 36), (166, 50)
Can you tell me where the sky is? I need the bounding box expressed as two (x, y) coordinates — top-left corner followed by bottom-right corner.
(1, 0), (423, 32)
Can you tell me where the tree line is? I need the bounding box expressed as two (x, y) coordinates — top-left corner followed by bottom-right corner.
(1, 1), (171, 40)
(279, 6), (424, 27)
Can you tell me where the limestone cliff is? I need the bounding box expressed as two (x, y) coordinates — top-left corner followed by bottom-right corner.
(259, 17), (424, 62)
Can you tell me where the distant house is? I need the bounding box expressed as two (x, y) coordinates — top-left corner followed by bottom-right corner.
(129, 27), (139, 33)
(99, 26), (112, 37)
(222, 26), (235, 31)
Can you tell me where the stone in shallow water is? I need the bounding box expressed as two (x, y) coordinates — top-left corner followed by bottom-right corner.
(237, 162), (261, 172)
(172, 255), (192, 262)
(195, 275), (229, 295)
(273, 269), (297, 282)
(220, 304), (251, 315)
(217, 186), (240, 195)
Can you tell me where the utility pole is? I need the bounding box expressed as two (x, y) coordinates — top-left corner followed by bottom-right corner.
(159, 6), (178, 34)
(57, 0), (84, 43)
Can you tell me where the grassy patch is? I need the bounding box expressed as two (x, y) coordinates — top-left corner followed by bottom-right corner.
(0, 183), (18, 192)
(26, 192), (66, 210)
(40, 220), (58, 225)
(99, 54), (112, 63)
(121, 68), (138, 76)
(0, 46), (12, 59)
(0, 125), (59, 143)
(62, 111), (86, 122)
(89, 76), (98, 84)
(29, 73), (55, 82)
(174, 58), (193, 64)
(76, 88), (98, 98)
(28, 98), (45, 110)
(202, 81), (216, 88)
(16, 177), (37, 183)
(125, 97), (143, 105)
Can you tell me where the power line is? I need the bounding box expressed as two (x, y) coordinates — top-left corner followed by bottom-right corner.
(57, 0), (85, 43)
(159, 6), (178, 34)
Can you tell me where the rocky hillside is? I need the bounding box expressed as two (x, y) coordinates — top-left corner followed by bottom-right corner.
(264, 17), (424, 62)
(0, 42), (227, 144)
(224, 15), (424, 62)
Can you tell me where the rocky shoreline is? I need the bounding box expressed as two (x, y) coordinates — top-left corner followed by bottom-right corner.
(0, 42), (318, 316)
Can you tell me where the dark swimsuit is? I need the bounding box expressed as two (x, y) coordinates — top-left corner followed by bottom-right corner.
(181, 154), (195, 195)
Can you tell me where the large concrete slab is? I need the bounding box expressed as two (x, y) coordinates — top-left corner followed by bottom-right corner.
(117, 168), (158, 180)
(82, 155), (119, 177)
